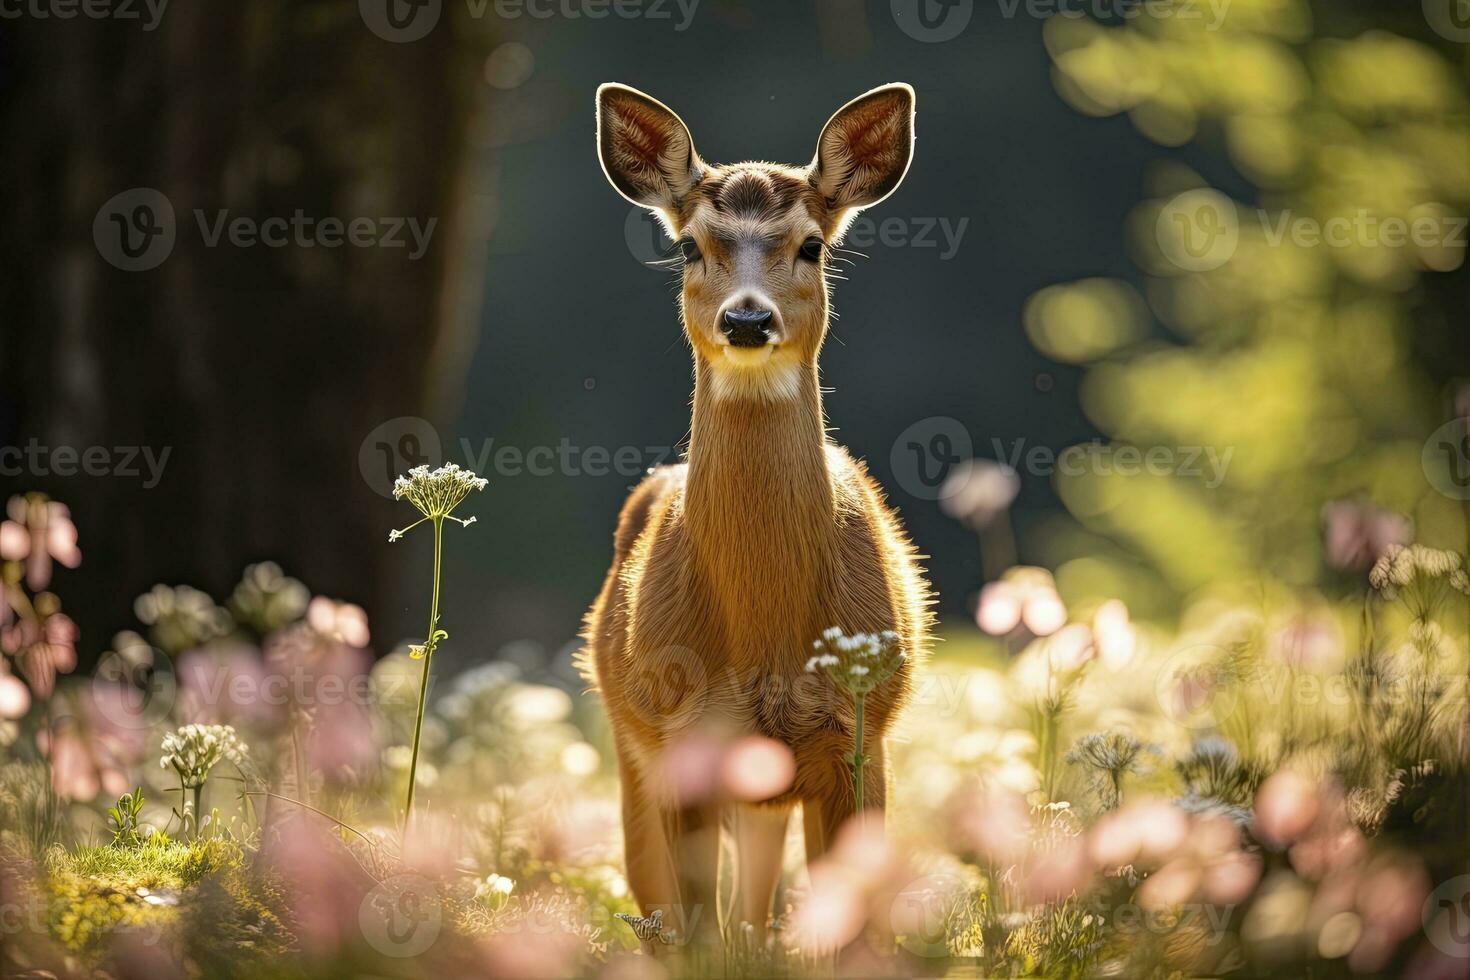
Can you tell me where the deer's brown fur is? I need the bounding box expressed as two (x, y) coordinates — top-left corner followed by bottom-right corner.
(580, 83), (932, 951)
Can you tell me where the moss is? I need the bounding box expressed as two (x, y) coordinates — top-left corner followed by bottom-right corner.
(42, 836), (292, 965)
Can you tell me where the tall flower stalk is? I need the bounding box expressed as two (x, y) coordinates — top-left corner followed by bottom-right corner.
(806, 628), (906, 814)
(388, 463), (487, 826)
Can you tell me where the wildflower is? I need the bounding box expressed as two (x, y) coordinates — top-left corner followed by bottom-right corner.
(1322, 499), (1411, 572)
(1092, 599), (1136, 669)
(0, 493), (81, 591)
(0, 662), (29, 719)
(159, 724), (249, 789)
(227, 561), (309, 635)
(939, 458), (1021, 529)
(133, 584), (231, 656)
(975, 567), (1067, 637)
(806, 629), (906, 698)
(2, 593), (78, 699)
(306, 596), (370, 648)
(388, 463), (488, 540)
(388, 463), (487, 827)
(1066, 731), (1156, 810)
(477, 873), (515, 901)
(806, 628), (908, 813)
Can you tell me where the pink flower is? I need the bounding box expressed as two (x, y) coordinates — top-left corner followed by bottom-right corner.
(1323, 499), (1411, 572)
(940, 459), (1021, 530)
(0, 494), (81, 591)
(307, 597), (370, 648)
(0, 664), (30, 719)
(2, 602), (78, 699)
(975, 567), (1068, 637)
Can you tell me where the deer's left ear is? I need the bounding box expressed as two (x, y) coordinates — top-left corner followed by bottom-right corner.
(597, 83), (703, 215)
(811, 83), (915, 212)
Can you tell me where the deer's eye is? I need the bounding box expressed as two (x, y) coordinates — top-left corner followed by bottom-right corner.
(679, 238), (702, 264)
(798, 236), (824, 262)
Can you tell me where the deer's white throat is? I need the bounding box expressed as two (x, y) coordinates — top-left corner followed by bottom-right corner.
(706, 349), (803, 402)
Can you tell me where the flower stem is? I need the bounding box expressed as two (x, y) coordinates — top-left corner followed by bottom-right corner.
(404, 515), (443, 828)
(853, 693), (866, 814)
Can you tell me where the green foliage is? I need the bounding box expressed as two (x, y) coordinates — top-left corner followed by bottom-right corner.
(106, 787), (146, 848)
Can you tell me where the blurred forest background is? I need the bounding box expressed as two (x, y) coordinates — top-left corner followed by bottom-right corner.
(1, 0), (1467, 679)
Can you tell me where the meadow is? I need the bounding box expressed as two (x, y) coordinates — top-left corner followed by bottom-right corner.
(4, 2), (1470, 978)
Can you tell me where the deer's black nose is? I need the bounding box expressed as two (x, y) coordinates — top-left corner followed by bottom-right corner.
(721, 307), (774, 347)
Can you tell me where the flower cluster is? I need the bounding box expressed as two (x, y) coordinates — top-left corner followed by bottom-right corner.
(1368, 543), (1470, 596)
(160, 724), (249, 789)
(805, 627), (907, 697)
(976, 566), (1067, 637)
(388, 463), (488, 540)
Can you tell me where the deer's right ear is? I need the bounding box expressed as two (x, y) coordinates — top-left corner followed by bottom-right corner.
(597, 83), (702, 215)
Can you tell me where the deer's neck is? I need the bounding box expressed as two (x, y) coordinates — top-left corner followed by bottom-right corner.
(684, 356), (834, 615)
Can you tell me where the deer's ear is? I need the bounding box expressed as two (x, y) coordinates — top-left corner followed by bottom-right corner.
(597, 83), (702, 214)
(811, 83), (915, 212)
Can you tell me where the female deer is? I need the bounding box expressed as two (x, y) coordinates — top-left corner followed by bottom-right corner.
(581, 82), (932, 950)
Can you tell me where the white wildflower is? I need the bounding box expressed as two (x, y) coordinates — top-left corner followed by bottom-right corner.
(160, 724), (249, 789)
(389, 463), (489, 541)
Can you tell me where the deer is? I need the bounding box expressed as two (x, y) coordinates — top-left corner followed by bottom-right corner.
(580, 82), (933, 954)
